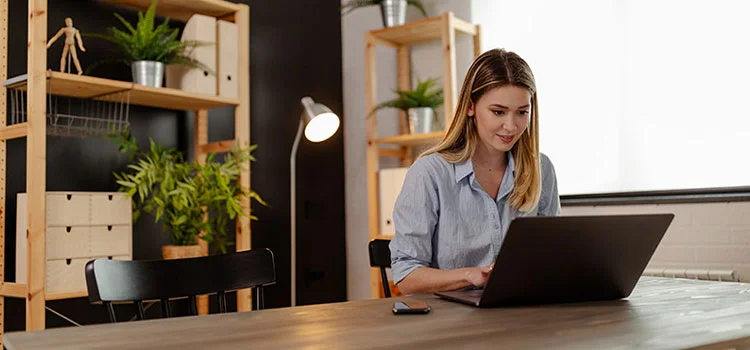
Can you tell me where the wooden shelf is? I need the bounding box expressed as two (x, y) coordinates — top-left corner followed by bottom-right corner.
(4, 71), (239, 111)
(96, 0), (240, 22)
(0, 282), (28, 298)
(373, 132), (444, 146)
(0, 123), (28, 141)
(46, 291), (88, 301)
(370, 13), (477, 45)
(374, 235), (393, 240)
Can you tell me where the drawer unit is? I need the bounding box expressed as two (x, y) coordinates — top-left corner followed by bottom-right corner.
(16, 192), (133, 296)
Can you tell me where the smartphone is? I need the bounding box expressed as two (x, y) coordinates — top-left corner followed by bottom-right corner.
(392, 301), (431, 314)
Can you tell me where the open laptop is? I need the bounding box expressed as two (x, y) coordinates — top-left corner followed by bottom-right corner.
(435, 213), (674, 307)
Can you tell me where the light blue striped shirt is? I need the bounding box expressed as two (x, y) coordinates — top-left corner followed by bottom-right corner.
(389, 151), (561, 285)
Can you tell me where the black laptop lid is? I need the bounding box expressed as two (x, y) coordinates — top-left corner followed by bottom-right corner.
(479, 213), (674, 307)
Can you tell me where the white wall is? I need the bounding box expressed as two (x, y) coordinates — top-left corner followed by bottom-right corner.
(342, 1), (474, 301)
(563, 201), (750, 281)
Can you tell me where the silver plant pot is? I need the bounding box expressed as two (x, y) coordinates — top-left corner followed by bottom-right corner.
(131, 60), (165, 87)
(380, 0), (407, 28)
(408, 107), (435, 134)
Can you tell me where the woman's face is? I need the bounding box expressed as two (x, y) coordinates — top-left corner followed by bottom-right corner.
(469, 85), (531, 155)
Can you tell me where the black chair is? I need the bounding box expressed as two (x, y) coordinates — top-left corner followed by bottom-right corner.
(85, 248), (276, 323)
(368, 239), (393, 297)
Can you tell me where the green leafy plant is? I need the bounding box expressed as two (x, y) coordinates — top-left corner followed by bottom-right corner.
(110, 132), (265, 254)
(370, 77), (443, 116)
(341, 0), (428, 17)
(86, 0), (213, 74)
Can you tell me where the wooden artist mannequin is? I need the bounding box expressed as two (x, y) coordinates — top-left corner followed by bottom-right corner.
(47, 17), (86, 75)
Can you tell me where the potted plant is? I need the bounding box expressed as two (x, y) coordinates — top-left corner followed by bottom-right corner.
(341, 0), (428, 27)
(371, 77), (443, 134)
(110, 132), (265, 259)
(87, 0), (213, 87)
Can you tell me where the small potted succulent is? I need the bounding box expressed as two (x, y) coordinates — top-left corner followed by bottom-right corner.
(87, 0), (213, 87)
(341, 0), (428, 27)
(371, 77), (443, 134)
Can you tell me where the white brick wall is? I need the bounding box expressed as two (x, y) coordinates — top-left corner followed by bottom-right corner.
(562, 201), (750, 281)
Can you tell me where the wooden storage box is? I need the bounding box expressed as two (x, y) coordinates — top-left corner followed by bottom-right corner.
(15, 192), (133, 297)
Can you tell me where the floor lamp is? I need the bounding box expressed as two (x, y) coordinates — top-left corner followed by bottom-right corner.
(290, 96), (340, 306)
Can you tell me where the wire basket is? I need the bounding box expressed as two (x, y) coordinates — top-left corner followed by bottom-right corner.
(7, 85), (131, 138)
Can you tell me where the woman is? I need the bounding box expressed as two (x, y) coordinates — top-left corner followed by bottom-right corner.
(389, 48), (561, 294)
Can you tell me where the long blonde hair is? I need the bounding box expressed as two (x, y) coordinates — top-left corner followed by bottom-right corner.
(421, 48), (541, 212)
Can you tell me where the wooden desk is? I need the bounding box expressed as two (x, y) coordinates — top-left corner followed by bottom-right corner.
(6, 277), (750, 349)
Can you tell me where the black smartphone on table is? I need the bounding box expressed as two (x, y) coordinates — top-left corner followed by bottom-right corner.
(392, 301), (431, 314)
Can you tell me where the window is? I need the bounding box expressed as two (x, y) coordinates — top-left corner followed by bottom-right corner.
(473, 0), (750, 195)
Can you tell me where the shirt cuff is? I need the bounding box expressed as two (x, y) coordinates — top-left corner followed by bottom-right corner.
(392, 259), (427, 285)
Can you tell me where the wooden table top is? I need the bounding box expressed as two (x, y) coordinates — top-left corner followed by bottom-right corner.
(6, 277), (750, 349)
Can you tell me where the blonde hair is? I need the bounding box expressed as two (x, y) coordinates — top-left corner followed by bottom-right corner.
(420, 48), (541, 212)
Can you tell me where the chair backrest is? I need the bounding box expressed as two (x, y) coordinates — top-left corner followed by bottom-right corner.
(85, 248), (275, 322)
(368, 239), (392, 297)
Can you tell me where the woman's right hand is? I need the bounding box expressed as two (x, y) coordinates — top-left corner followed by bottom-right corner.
(464, 263), (494, 288)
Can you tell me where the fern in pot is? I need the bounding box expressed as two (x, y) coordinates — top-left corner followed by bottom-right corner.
(87, 0), (213, 87)
(371, 77), (444, 134)
(111, 132), (265, 259)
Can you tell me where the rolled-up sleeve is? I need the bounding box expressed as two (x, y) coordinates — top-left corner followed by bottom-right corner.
(389, 160), (440, 285)
(538, 153), (562, 216)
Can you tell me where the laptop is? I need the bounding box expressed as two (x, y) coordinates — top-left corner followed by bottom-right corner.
(435, 213), (674, 307)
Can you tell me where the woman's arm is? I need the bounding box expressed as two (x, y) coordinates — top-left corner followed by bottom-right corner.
(396, 264), (493, 294)
(390, 156), (494, 294)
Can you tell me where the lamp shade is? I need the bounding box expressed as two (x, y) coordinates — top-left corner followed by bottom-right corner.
(301, 97), (340, 142)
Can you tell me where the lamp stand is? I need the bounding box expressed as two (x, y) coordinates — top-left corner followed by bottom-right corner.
(289, 118), (304, 307)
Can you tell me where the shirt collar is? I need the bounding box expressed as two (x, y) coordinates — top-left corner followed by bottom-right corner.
(454, 151), (516, 183)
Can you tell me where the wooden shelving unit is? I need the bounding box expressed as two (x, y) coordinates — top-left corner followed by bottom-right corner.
(365, 12), (481, 298)
(0, 0), (251, 345)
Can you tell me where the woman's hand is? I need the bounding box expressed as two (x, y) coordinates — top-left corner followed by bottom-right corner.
(464, 263), (494, 288)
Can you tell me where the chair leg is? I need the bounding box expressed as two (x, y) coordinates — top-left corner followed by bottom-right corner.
(161, 298), (172, 318)
(105, 302), (117, 323)
(380, 268), (391, 298)
(218, 291), (227, 313)
(136, 301), (146, 320)
(188, 295), (198, 316)
(255, 287), (264, 310)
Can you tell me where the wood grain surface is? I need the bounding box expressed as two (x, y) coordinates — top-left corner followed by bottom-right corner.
(6, 277), (750, 349)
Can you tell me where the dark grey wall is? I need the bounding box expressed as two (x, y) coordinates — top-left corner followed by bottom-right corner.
(3, 0), (345, 331)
